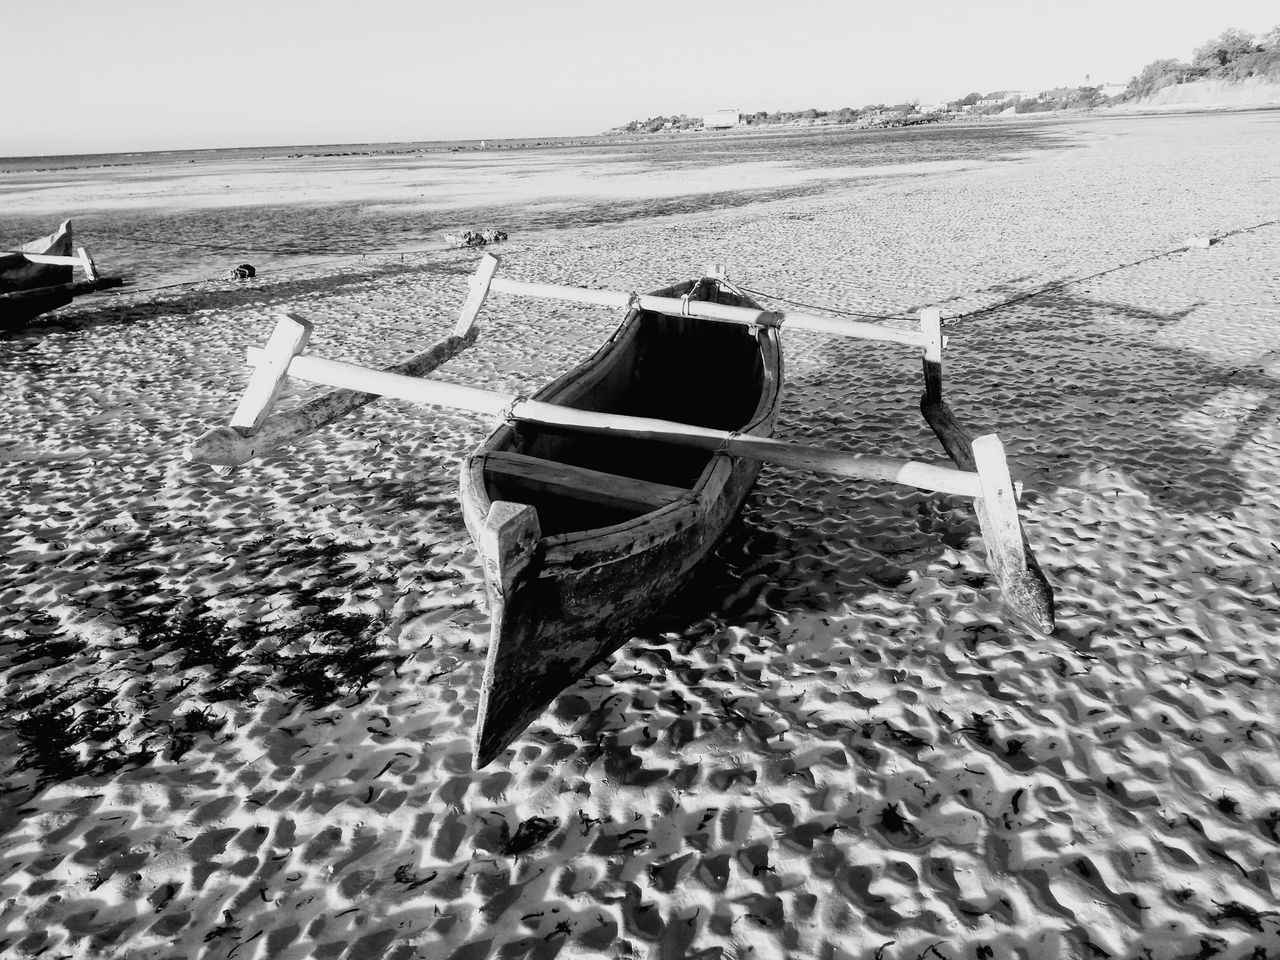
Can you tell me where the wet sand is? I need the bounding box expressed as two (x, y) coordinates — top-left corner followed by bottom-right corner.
(2, 112), (1279, 959)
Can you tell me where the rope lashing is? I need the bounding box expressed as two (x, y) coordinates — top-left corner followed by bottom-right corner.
(501, 395), (529, 423)
(715, 430), (742, 456)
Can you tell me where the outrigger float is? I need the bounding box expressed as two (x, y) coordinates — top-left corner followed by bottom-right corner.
(186, 253), (1055, 767)
(0, 220), (123, 325)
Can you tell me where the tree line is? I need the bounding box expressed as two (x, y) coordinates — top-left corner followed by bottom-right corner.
(1124, 24), (1280, 100)
(611, 104), (948, 134)
(610, 22), (1280, 133)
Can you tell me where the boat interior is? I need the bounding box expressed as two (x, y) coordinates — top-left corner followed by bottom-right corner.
(481, 283), (771, 536)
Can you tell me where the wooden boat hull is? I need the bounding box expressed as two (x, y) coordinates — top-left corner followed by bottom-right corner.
(0, 220), (123, 325)
(460, 277), (783, 766)
(0, 220), (74, 295)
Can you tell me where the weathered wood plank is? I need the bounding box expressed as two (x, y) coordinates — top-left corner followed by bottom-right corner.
(921, 397), (974, 469)
(482, 450), (687, 513)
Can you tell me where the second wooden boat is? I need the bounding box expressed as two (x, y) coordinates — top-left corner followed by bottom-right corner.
(460, 276), (783, 765)
(0, 220), (122, 325)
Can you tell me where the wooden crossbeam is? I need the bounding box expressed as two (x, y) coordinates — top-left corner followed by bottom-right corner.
(487, 275), (936, 348)
(199, 313), (312, 476)
(448, 253), (950, 353)
(456, 252), (499, 336)
(229, 314), (314, 435)
(240, 349), (986, 499)
(483, 451), (688, 513)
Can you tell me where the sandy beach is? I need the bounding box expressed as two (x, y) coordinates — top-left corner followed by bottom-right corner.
(2, 111), (1280, 959)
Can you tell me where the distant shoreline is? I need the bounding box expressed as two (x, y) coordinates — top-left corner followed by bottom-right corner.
(7, 93), (1280, 174)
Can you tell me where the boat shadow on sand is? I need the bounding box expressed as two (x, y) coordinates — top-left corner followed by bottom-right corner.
(0, 511), (455, 811)
(651, 279), (1280, 629)
(932, 284), (1280, 515)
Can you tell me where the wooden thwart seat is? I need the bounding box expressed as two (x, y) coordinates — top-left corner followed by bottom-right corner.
(482, 451), (688, 514)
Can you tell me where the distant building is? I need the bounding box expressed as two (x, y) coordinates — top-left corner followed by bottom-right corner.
(704, 109), (740, 129)
(1098, 82), (1128, 98)
(978, 90), (1026, 107)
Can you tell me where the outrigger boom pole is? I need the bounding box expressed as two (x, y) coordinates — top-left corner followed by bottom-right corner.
(228, 347), (987, 500)
(185, 253), (1055, 632)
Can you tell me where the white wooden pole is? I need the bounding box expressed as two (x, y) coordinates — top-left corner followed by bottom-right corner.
(456, 252), (500, 336)
(78, 247), (99, 282)
(487, 276), (932, 348)
(228, 314), (314, 434)
(920, 307), (944, 405)
(246, 351), (985, 498)
(201, 314), (312, 476)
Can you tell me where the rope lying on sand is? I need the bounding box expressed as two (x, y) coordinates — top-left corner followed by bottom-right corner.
(47, 214), (1280, 323)
(9, 218), (1277, 467)
(67, 243), (459, 298)
(741, 215), (1280, 327)
(953, 217), (1280, 321)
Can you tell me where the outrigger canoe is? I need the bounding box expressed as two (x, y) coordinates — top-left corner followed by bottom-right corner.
(0, 220), (122, 325)
(186, 253), (1055, 769)
(459, 276), (782, 764)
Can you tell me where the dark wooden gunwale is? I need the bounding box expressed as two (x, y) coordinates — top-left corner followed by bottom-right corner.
(462, 278), (782, 570)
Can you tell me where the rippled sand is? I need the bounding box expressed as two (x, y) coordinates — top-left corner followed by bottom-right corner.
(2, 112), (1279, 960)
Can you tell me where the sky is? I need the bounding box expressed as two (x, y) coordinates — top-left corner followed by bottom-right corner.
(3, 0), (1278, 156)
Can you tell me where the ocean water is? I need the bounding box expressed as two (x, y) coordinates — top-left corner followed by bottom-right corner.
(0, 122), (1075, 290)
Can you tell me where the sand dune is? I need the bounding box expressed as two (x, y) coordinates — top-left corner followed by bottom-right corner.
(2, 112), (1279, 959)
